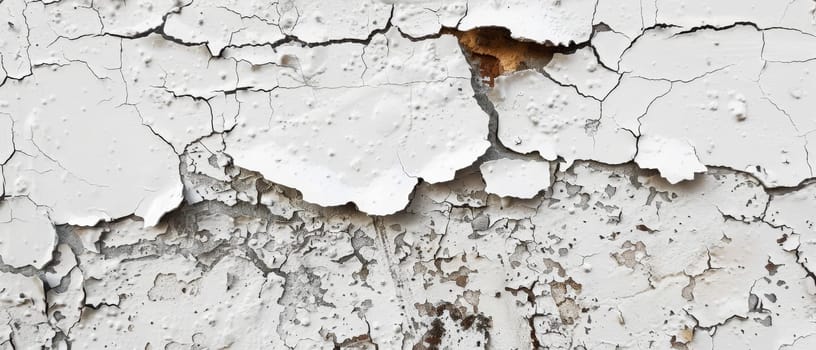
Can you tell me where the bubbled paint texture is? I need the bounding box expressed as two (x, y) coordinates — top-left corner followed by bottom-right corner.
(1, 0), (816, 349)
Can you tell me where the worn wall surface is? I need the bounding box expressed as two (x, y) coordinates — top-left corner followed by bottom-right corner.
(2, 0), (816, 349)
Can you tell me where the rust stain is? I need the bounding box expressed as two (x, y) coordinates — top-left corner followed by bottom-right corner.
(445, 27), (556, 86)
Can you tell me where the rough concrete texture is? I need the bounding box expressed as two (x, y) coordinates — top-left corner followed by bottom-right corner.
(1, 0), (816, 349)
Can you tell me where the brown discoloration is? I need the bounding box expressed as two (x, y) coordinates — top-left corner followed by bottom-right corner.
(550, 278), (583, 325)
(670, 326), (694, 349)
(444, 27), (556, 85)
(413, 302), (492, 349)
(416, 319), (445, 350)
(332, 334), (374, 350)
(612, 240), (648, 268)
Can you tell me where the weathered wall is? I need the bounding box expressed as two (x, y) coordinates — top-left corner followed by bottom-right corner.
(2, 0), (816, 349)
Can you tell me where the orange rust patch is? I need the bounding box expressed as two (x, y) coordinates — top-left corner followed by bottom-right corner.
(445, 27), (556, 86)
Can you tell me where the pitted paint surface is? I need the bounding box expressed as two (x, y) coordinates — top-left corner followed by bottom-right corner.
(1, 1), (816, 349)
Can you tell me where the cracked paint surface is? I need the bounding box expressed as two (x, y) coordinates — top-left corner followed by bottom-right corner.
(1, 0), (816, 349)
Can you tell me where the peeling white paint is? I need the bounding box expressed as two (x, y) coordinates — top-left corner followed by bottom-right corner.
(43, 244), (76, 288)
(620, 25), (813, 186)
(0, 197), (55, 269)
(0, 0), (31, 79)
(635, 135), (707, 184)
(0, 273), (52, 348)
(480, 158), (551, 199)
(543, 46), (620, 100)
(279, 0), (391, 43)
(95, 0), (192, 37)
(392, 0), (467, 38)
(491, 69), (635, 165)
(223, 29), (488, 214)
(2, 1), (816, 349)
(0, 63), (183, 226)
(459, 0), (596, 45)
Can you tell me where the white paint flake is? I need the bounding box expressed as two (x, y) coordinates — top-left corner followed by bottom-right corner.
(491, 69), (635, 165)
(0, 63), (183, 226)
(223, 29), (489, 214)
(278, 0), (392, 42)
(43, 244), (76, 288)
(0, 197), (56, 268)
(480, 158), (551, 198)
(0, 271), (53, 348)
(635, 135), (708, 184)
(392, 0), (467, 37)
(620, 25), (812, 186)
(656, 0), (816, 34)
(459, 0), (596, 45)
(0, 0), (30, 79)
(163, 0), (284, 55)
(94, 0), (192, 36)
(543, 46), (621, 100)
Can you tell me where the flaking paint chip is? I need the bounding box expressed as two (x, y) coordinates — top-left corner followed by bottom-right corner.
(222, 29), (489, 214)
(635, 135), (707, 184)
(480, 158), (551, 199)
(0, 197), (56, 269)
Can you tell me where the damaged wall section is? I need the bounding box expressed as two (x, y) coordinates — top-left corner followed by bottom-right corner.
(2, 0), (816, 349)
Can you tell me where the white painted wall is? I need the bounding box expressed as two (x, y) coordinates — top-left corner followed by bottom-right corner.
(1, 0), (816, 348)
